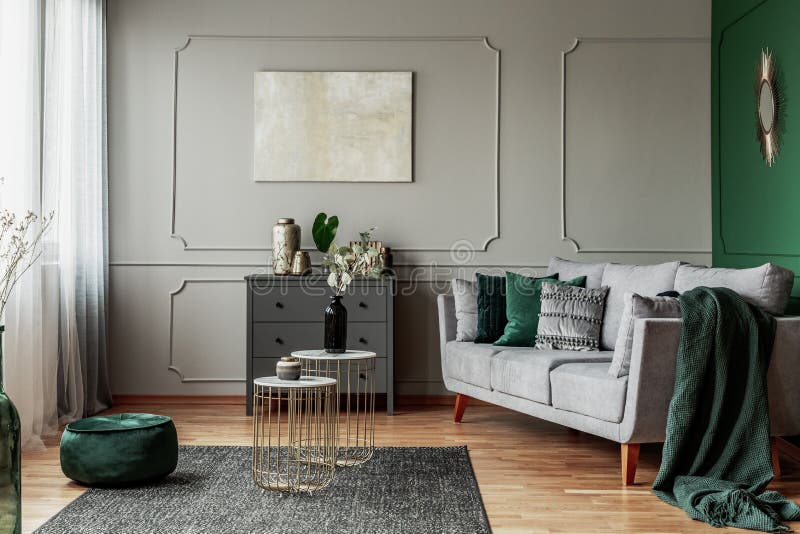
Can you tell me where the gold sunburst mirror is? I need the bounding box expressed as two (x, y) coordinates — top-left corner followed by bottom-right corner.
(756, 48), (783, 167)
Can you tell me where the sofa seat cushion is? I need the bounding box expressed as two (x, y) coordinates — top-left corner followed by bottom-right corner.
(551, 362), (628, 423)
(490, 348), (613, 404)
(445, 341), (504, 389)
(599, 261), (681, 350)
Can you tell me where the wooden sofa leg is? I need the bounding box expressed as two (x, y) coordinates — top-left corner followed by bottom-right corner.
(621, 443), (640, 486)
(453, 394), (470, 423)
(771, 437), (781, 477)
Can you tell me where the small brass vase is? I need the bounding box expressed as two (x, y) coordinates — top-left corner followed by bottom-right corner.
(291, 251), (311, 275)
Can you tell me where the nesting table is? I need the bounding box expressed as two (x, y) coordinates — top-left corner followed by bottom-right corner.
(251, 349), (378, 494)
(292, 350), (377, 467)
(251, 375), (337, 493)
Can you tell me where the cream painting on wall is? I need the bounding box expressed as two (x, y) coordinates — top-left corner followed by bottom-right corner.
(253, 71), (413, 182)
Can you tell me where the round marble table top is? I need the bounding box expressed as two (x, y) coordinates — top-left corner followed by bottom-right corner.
(291, 349), (377, 361)
(253, 375), (336, 388)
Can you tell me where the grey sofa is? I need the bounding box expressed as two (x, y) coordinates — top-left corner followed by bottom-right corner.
(437, 258), (800, 485)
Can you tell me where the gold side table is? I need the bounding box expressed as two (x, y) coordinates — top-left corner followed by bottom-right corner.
(292, 350), (377, 467)
(252, 375), (337, 493)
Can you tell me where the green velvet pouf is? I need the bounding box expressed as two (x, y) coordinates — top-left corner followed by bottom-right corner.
(60, 413), (178, 486)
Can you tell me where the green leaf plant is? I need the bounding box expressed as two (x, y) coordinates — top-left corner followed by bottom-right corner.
(312, 213), (339, 254)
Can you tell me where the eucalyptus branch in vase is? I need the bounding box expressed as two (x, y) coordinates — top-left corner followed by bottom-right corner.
(322, 227), (382, 296)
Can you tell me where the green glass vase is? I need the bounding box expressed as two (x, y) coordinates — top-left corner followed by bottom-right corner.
(0, 326), (21, 534)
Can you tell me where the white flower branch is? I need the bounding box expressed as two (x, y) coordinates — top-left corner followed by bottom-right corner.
(0, 209), (54, 322)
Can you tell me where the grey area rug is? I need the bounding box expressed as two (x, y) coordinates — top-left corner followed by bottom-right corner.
(35, 446), (491, 534)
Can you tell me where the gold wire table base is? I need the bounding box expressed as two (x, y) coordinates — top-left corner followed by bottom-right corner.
(252, 376), (337, 493)
(293, 350), (377, 467)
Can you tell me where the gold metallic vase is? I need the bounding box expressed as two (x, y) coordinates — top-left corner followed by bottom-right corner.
(290, 251), (311, 275)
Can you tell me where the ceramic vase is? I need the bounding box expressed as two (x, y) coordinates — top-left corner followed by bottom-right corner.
(276, 357), (301, 381)
(0, 326), (21, 534)
(272, 218), (300, 275)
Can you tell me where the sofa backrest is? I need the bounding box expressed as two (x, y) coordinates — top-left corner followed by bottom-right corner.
(675, 263), (794, 315)
(545, 257), (795, 350)
(546, 257), (607, 288)
(546, 258), (680, 350)
(598, 262), (680, 350)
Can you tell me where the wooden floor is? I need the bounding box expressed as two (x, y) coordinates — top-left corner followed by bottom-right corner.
(22, 401), (800, 533)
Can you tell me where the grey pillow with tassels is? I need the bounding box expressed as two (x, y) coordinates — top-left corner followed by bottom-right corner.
(535, 282), (609, 351)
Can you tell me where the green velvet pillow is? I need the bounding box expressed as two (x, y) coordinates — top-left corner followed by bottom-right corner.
(475, 273), (557, 343)
(474, 273), (508, 343)
(494, 273), (586, 347)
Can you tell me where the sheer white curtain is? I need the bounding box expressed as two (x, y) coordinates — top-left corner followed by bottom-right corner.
(0, 0), (110, 449)
(0, 0), (58, 450)
(43, 0), (111, 424)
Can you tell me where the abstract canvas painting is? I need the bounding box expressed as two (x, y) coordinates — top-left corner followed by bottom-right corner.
(253, 71), (413, 182)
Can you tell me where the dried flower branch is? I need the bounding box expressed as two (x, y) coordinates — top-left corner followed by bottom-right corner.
(0, 208), (54, 322)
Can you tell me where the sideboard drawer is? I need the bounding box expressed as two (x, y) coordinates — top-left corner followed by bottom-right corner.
(253, 323), (322, 358)
(252, 291), (328, 322)
(348, 323), (388, 356)
(253, 357), (388, 393)
(252, 290), (387, 323)
(343, 292), (388, 322)
(253, 322), (387, 358)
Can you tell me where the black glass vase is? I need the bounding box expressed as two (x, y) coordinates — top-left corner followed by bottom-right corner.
(324, 296), (347, 353)
(0, 326), (21, 534)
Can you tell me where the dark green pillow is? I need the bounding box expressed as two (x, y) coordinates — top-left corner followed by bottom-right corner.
(474, 273), (507, 343)
(494, 273), (586, 347)
(475, 273), (557, 343)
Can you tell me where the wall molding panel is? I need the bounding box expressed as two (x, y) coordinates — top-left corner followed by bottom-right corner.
(170, 34), (501, 253)
(107, 0), (712, 397)
(715, 0), (799, 257)
(168, 279), (247, 382)
(560, 36), (712, 255)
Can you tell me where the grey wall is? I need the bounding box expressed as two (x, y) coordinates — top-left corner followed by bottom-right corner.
(107, 0), (711, 396)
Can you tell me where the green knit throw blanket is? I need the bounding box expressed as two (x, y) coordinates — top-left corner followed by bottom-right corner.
(653, 287), (800, 532)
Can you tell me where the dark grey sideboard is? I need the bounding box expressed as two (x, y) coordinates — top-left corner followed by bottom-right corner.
(245, 274), (395, 415)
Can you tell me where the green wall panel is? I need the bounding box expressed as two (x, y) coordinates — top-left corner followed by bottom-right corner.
(712, 0), (800, 310)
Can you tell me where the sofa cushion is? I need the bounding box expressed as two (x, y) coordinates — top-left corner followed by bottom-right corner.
(599, 261), (681, 350)
(609, 293), (682, 378)
(546, 257), (607, 289)
(551, 362), (629, 423)
(490, 348), (612, 404)
(535, 283), (608, 351)
(451, 279), (478, 341)
(444, 341), (503, 389)
(674, 263), (794, 315)
(495, 273), (583, 347)
(475, 273), (513, 343)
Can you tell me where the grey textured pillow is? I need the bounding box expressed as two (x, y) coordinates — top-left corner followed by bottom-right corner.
(609, 293), (681, 378)
(535, 283), (609, 351)
(451, 279), (478, 341)
(674, 263), (794, 316)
